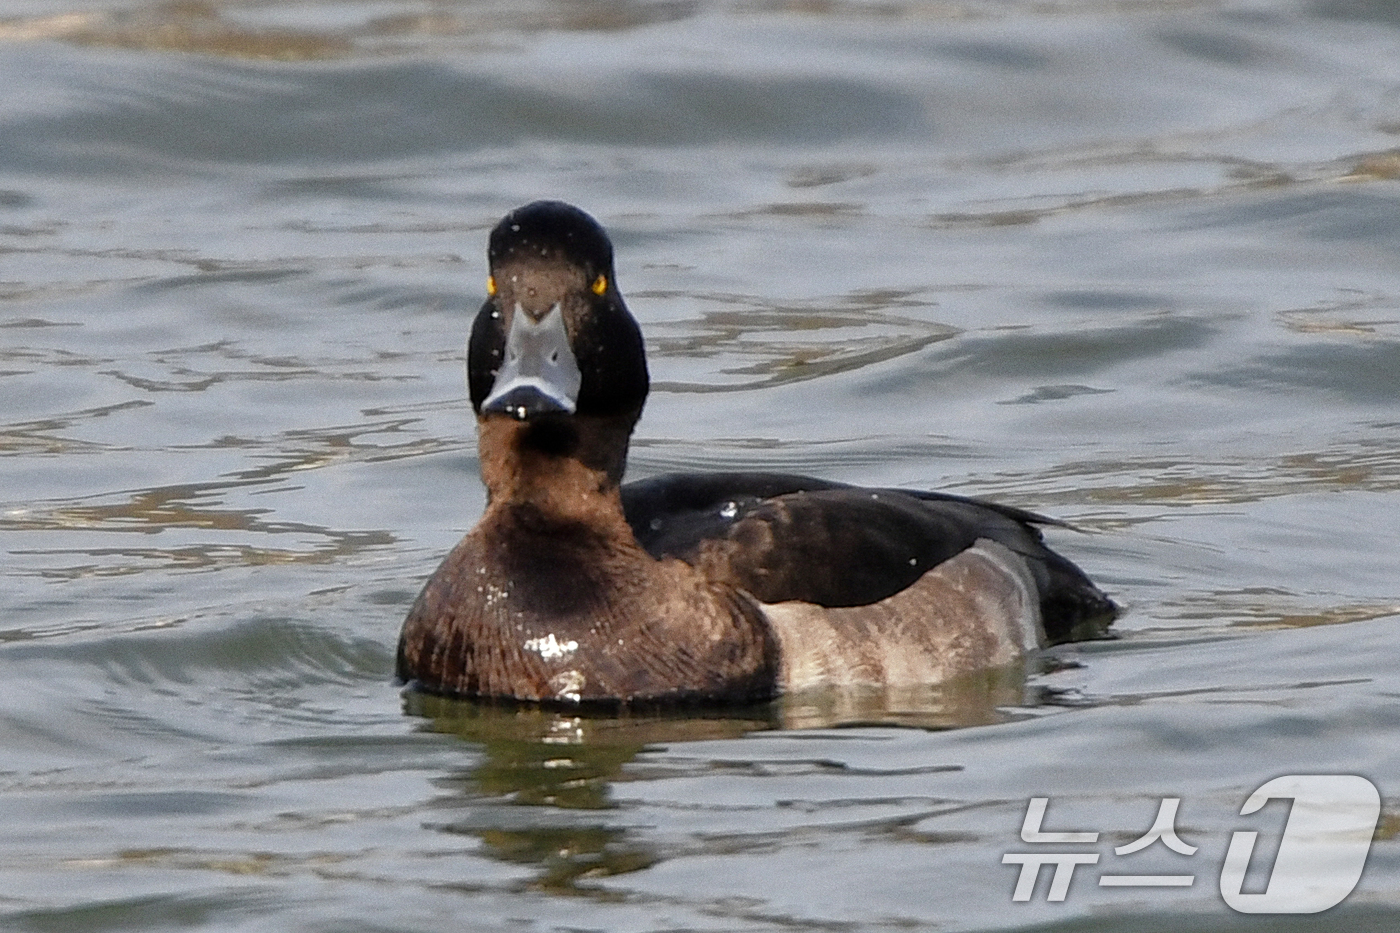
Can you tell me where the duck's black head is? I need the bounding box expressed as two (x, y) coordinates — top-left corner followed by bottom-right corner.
(468, 201), (649, 424)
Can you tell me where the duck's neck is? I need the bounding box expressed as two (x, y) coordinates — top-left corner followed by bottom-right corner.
(475, 412), (639, 534)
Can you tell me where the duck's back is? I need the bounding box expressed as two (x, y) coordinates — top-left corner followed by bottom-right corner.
(622, 472), (1117, 643)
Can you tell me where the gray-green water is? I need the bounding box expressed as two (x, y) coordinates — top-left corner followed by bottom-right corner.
(3, 0), (1399, 929)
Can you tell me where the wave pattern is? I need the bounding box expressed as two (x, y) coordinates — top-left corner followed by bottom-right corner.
(2, 0), (1400, 929)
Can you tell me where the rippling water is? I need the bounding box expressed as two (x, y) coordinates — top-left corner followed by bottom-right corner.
(3, 0), (1400, 929)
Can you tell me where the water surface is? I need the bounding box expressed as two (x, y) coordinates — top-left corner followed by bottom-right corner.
(2, 0), (1399, 929)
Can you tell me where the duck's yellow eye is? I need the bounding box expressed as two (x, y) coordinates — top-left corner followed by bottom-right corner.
(486, 275), (497, 297)
(591, 274), (608, 297)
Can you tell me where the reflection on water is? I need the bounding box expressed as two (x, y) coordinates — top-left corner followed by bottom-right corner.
(2, 420), (427, 577)
(411, 694), (777, 806)
(0, 2), (349, 60)
(647, 301), (958, 392)
(403, 662), (1053, 892)
(775, 663), (1046, 730)
(3, 0), (1400, 929)
(0, 400), (152, 457)
(409, 695), (775, 893)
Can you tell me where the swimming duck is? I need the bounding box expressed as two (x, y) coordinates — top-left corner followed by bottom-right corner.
(398, 201), (1116, 706)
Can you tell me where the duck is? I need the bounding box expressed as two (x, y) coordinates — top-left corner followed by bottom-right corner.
(398, 200), (1117, 707)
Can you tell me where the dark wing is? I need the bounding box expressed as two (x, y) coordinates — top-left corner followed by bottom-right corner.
(621, 472), (1116, 643)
